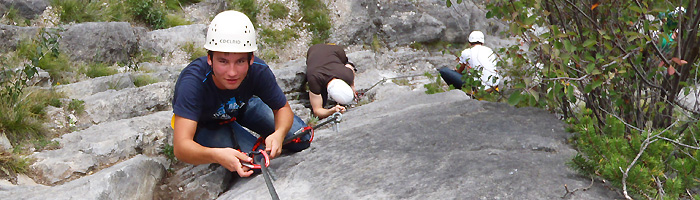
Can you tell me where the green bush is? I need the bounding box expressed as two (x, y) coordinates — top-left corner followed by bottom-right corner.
(268, 2), (289, 20)
(568, 110), (699, 198)
(68, 99), (85, 114)
(0, 153), (32, 175)
(127, 0), (168, 29)
(51, 0), (103, 23)
(1, 6), (30, 26)
(260, 27), (298, 45)
(84, 62), (117, 78)
(133, 74), (159, 87)
(446, 0), (700, 198)
(162, 144), (176, 162)
(227, 0), (259, 25)
(180, 42), (207, 62)
(164, 13), (191, 28)
(423, 72), (446, 94)
(163, 0), (202, 10)
(298, 0), (331, 44)
(0, 98), (45, 144)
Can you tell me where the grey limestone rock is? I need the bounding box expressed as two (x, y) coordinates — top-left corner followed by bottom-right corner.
(29, 111), (171, 185)
(0, 25), (38, 53)
(0, 155), (167, 200)
(219, 86), (622, 199)
(59, 22), (142, 64)
(0, 0), (47, 20)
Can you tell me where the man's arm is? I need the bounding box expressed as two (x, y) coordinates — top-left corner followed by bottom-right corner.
(266, 102), (294, 158)
(309, 91), (345, 119)
(172, 114), (254, 177)
(456, 63), (469, 74)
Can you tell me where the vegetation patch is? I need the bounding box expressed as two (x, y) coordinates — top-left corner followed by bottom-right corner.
(268, 2), (289, 20)
(84, 62), (118, 78)
(298, 0), (331, 44)
(50, 0), (192, 29)
(445, 0), (700, 198)
(67, 99), (85, 114)
(0, 6), (30, 26)
(180, 42), (207, 62)
(227, 0), (260, 25)
(0, 152), (32, 176)
(133, 74), (159, 87)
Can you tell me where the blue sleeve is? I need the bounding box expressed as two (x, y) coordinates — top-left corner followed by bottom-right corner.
(172, 59), (207, 121)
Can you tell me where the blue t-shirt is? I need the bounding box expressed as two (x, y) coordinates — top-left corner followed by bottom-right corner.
(172, 56), (287, 128)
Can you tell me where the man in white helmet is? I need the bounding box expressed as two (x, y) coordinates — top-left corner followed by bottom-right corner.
(305, 43), (357, 119)
(438, 30), (501, 91)
(171, 10), (310, 178)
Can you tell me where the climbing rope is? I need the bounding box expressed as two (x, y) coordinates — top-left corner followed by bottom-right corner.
(358, 72), (437, 97)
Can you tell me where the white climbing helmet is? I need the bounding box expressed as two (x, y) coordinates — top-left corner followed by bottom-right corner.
(468, 31), (485, 43)
(327, 79), (354, 105)
(204, 10), (257, 53)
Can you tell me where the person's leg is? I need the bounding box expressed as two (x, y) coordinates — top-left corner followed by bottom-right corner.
(237, 97), (311, 152)
(193, 125), (236, 148)
(438, 67), (464, 90)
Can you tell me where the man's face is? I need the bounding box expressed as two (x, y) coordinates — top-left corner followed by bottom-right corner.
(207, 51), (252, 90)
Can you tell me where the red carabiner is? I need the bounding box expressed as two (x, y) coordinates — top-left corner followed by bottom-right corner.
(258, 149), (270, 167)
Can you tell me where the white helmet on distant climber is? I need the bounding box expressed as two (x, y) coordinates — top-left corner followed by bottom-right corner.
(468, 31), (485, 43)
(327, 79), (354, 105)
(204, 10), (257, 53)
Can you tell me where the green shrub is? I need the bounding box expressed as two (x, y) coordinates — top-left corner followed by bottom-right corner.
(25, 89), (64, 116)
(567, 110), (700, 199)
(163, 0), (202, 10)
(1, 6), (30, 26)
(164, 13), (191, 27)
(84, 62), (117, 78)
(298, 0), (331, 44)
(32, 138), (60, 151)
(67, 99), (85, 114)
(423, 72), (446, 94)
(180, 42), (207, 62)
(227, 0), (259, 25)
(126, 0), (168, 29)
(133, 74), (159, 87)
(0, 98), (45, 144)
(268, 2), (289, 20)
(0, 153), (32, 175)
(162, 144), (176, 162)
(260, 27), (298, 45)
(51, 0), (103, 23)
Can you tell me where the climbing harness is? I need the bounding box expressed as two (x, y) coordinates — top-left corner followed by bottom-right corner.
(240, 112), (343, 199)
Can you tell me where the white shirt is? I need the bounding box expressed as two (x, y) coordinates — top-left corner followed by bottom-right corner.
(459, 45), (501, 87)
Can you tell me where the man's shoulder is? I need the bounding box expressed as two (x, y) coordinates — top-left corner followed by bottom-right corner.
(474, 45), (494, 52)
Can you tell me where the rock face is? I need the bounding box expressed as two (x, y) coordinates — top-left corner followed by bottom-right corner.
(0, 0), (48, 20)
(0, 155), (167, 200)
(329, 0), (510, 47)
(0, 25), (38, 52)
(218, 86), (621, 199)
(28, 111), (171, 185)
(59, 22), (143, 64)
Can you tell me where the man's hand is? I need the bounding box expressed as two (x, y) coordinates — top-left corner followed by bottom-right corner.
(265, 133), (285, 158)
(212, 148), (254, 177)
(330, 104), (346, 113)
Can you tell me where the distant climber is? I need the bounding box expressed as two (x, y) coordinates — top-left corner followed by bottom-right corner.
(306, 43), (357, 119)
(438, 30), (501, 92)
(171, 10), (311, 178)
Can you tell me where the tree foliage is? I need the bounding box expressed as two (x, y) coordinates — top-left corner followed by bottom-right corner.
(448, 0), (700, 198)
